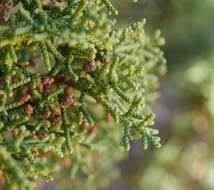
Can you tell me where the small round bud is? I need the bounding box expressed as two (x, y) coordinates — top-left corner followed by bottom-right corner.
(60, 94), (74, 109)
(100, 56), (110, 65)
(83, 60), (96, 72)
(42, 109), (51, 120)
(87, 124), (98, 134)
(41, 75), (55, 93)
(41, 75), (54, 86)
(29, 55), (42, 67)
(36, 130), (48, 140)
(105, 112), (112, 123)
(80, 119), (89, 130)
(25, 104), (34, 117)
(19, 94), (31, 104)
(52, 112), (61, 121)
(0, 3), (11, 23)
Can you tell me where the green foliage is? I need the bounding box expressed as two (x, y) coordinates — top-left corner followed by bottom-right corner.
(0, 0), (166, 189)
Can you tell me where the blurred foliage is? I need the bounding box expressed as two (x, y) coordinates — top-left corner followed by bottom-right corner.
(104, 1), (214, 190)
(112, 53), (214, 190)
(115, 0), (214, 68)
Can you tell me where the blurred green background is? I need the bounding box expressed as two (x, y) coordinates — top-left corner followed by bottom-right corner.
(103, 0), (214, 190)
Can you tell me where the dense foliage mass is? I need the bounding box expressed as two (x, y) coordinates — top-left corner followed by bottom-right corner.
(0, 0), (166, 189)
